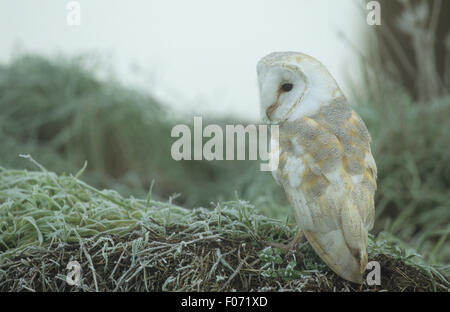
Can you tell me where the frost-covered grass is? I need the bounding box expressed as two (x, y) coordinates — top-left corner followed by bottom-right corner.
(0, 54), (448, 267)
(0, 159), (448, 291)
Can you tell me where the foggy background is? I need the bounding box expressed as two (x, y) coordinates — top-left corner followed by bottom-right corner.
(0, 0), (362, 119)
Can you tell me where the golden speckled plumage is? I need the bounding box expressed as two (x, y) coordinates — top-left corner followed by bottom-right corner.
(258, 52), (377, 283)
(279, 98), (376, 282)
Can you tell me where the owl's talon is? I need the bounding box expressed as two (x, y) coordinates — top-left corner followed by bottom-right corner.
(263, 230), (304, 254)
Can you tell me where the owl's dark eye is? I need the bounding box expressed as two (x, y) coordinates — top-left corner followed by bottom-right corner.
(281, 83), (293, 92)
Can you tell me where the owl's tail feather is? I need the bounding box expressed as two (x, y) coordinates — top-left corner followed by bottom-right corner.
(303, 229), (364, 284)
(359, 237), (368, 274)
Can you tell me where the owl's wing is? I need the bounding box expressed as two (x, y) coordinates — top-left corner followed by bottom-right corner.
(279, 99), (376, 283)
(332, 107), (377, 231)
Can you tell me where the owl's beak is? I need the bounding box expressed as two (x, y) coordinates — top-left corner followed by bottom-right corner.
(263, 87), (282, 124)
(265, 102), (277, 121)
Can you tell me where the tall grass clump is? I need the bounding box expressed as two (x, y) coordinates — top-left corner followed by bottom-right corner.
(0, 55), (253, 206)
(0, 54), (169, 196)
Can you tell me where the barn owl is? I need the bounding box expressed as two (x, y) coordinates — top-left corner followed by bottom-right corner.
(257, 52), (377, 284)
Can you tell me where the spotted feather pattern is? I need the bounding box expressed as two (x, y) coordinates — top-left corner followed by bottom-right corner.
(276, 96), (377, 283)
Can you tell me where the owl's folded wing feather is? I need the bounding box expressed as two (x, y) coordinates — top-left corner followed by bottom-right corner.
(306, 99), (377, 231)
(278, 99), (376, 283)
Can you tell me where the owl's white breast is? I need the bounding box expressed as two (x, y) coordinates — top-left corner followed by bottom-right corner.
(275, 141), (315, 231)
(284, 155), (305, 188)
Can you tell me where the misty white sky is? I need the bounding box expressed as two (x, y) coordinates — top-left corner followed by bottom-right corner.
(0, 0), (365, 120)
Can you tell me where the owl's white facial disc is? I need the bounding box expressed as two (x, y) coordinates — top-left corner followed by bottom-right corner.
(257, 61), (307, 124)
(257, 52), (342, 124)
